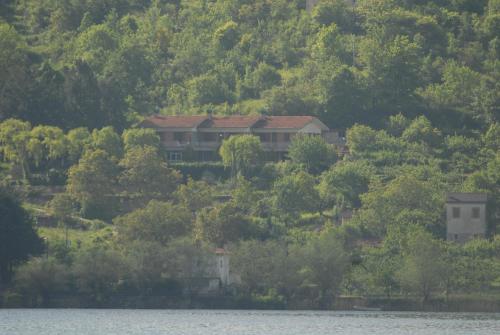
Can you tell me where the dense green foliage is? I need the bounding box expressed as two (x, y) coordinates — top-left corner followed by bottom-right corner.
(1, 0), (500, 308)
(0, 0), (498, 131)
(0, 186), (43, 284)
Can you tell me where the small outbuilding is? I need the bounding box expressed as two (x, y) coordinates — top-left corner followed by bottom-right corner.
(446, 192), (488, 243)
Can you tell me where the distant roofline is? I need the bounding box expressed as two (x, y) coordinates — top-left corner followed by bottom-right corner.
(141, 114), (330, 131)
(446, 192), (488, 204)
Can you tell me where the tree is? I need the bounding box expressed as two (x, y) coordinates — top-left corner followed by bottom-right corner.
(187, 71), (236, 106)
(194, 202), (257, 246)
(346, 124), (380, 157)
(360, 243), (402, 298)
(90, 126), (123, 158)
(114, 200), (192, 245)
(0, 119), (32, 180)
(482, 122), (500, 158)
(419, 61), (497, 125)
(0, 187), (43, 284)
(0, 23), (30, 121)
(397, 228), (446, 303)
(29, 125), (68, 166)
(66, 127), (91, 164)
(231, 176), (264, 215)
(312, 0), (352, 31)
(72, 247), (128, 302)
(119, 146), (181, 205)
(357, 172), (445, 236)
(401, 116), (442, 147)
(241, 63), (282, 98)
(122, 128), (160, 152)
(66, 149), (119, 220)
(358, 35), (423, 119)
(231, 240), (297, 297)
(74, 24), (118, 74)
(63, 60), (105, 129)
(219, 135), (262, 178)
(318, 160), (375, 210)
(174, 178), (214, 212)
(214, 21), (239, 50)
(122, 240), (172, 295)
(444, 135), (481, 173)
(272, 171), (320, 215)
(387, 114), (411, 137)
(297, 229), (350, 308)
(288, 134), (337, 174)
(14, 257), (69, 306)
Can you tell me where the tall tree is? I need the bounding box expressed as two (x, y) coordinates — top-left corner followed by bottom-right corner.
(219, 135), (262, 178)
(114, 200), (192, 245)
(0, 119), (32, 180)
(66, 149), (119, 220)
(288, 134), (337, 174)
(397, 228), (446, 303)
(0, 187), (43, 284)
(119, 145), (181, 205)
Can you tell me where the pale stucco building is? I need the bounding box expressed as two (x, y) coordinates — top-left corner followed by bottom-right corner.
(446, 193), (488, 243)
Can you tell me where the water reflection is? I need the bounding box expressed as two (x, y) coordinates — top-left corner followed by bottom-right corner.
(1, 309), (499, 335)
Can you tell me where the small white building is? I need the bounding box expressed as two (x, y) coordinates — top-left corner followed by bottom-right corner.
(446, 193), (488, 243)
(191, 248), (240, 295)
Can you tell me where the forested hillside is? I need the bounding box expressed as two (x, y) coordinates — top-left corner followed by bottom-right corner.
(1, 0), (498, 131)
(1, 0), (500, 309)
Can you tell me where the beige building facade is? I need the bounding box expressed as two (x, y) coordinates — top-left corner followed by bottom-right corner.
(141, 114), (342, 161)
(446, 193), (488, 243)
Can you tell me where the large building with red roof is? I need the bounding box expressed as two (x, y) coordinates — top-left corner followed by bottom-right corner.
(140, 114), (342, 161)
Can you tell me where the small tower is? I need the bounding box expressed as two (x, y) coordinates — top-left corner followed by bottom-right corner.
(446, 193), (488, 243)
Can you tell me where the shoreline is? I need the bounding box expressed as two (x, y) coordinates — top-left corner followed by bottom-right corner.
(2, 295), (499, 313)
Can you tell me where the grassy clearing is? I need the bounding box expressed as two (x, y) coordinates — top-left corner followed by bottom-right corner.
(38, 226), (115, 249)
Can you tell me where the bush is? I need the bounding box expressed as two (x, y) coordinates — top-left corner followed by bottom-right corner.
(170, 162), (229, 181)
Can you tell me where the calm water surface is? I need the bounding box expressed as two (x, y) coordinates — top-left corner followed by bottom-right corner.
(1, 309), (500, 335)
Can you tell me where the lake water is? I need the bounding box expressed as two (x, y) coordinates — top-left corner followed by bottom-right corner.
(1, 309), (500, 335)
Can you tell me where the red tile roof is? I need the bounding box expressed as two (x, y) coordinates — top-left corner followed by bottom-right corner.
(447, 193), (488, 203)
(258, 116), (316, 129)
(201, 116), (261, 129)
(142, 115), (325, 130)
(141, 115), (207, 128)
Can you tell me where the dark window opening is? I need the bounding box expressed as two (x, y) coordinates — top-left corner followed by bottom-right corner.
(472, 207), (480, 219)
(168, 152), (182, 161)
(452, 207), (460, 219)
(174, 132), (185, 142)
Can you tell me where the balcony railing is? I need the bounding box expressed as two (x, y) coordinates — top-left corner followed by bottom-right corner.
(162, 140), (220, 150)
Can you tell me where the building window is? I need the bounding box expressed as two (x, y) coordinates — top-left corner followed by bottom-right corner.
(454, 234), (458, 240)
(284, 133), (291, 142)
(202, 133), (216, 141)
(472, 207), (480, 219)
(259, 133), (270, 142)
(452, 207), (460, 218)
(168, 152), (182, 161)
